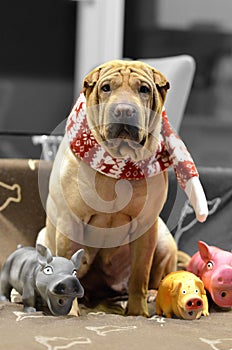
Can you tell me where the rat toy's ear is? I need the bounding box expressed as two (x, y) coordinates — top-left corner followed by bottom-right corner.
(36, 244), (53, 267)
(71, 249), (85, 270)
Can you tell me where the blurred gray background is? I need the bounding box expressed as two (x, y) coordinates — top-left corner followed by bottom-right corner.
(0, 0), (231, 168)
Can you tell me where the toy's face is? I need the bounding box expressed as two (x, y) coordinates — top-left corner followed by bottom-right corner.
(36, 257), (84, 316)
(171, 277), (205, 320)
(198, 242), (232, 308)
(204, 261), (232, 308)
(176, 300), (203, 321)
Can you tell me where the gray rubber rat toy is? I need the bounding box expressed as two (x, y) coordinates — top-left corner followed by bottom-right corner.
(0, 244), (84, 315)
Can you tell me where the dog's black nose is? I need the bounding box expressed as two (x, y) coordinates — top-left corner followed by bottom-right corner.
(113, 103), (137, 119)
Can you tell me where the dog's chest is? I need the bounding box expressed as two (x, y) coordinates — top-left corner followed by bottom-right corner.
(89, 171), (150, 215)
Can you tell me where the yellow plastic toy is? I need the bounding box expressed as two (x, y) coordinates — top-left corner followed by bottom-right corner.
(156, 270), (209, 320)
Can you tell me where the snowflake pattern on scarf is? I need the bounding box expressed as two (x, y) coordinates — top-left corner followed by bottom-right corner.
(66, 93), (198, 189)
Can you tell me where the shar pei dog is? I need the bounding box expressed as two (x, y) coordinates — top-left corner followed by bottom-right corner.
(38, 60), (208, 316)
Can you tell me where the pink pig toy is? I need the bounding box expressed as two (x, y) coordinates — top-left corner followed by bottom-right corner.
(188, 241), (232, 308)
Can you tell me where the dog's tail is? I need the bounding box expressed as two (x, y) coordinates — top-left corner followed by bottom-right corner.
(177, 250), (191, 270)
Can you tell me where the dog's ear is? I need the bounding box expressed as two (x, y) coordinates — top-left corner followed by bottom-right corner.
(82, 68), (101, 98)
(153, 69), (170, 103)
(82, 61), (116, 98)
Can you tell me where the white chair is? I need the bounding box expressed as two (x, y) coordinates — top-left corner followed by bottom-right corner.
(138, 55), (196, 132)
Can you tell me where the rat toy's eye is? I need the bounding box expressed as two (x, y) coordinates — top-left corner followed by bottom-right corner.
(207, 261), (213, 270)
(195, 289), (199, 294)
(101, 84), (111, 92)
(182, 290), (186, 294)
(139, 85), (151, 94)
(43, 266), (53, 275)
(72, 269), (77, 277)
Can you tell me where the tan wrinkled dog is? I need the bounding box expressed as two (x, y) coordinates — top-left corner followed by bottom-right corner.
(38, 60), (178, 317)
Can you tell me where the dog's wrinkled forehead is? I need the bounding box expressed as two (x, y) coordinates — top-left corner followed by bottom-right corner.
(97, 63), (153, 82)
(83, 60), (170, 102)
(99, 66), (157, 93)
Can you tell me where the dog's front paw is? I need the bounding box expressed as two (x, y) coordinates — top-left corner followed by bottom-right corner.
(68, 299), (81, 317)
(125, 297), (149, 317)
(147, 289), (158, 303)
(23, 306), (37, 313)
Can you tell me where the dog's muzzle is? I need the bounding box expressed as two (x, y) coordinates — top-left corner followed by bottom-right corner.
(104, 103), (145, 145)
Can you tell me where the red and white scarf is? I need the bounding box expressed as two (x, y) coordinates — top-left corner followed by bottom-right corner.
(66, 93), (198, 190)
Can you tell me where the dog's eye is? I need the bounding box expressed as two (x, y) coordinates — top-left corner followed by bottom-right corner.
(139, 85), (151, 94)
(101, 84), (111, 92)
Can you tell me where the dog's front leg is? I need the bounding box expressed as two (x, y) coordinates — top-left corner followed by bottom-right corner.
(126, 220), (158, 317)
(55, 230), (79, 259)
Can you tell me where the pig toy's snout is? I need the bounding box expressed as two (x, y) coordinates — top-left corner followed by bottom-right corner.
(185, 298), (203, 310)
(53, 276), (84, 298)
(216, 268), (232, 285)
(46, 276), (84, 316)
(206, 267), (232, 307)
(220, 291), (228, 299)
